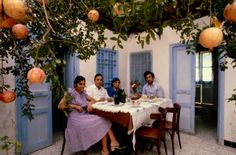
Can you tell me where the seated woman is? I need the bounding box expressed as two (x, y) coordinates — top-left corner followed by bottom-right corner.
(107, 77), (121, 97)
(58, 75), (111, 155)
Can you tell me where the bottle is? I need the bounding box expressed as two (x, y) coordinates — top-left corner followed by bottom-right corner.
(114, 91), (120, 105)
(120, 89), (126, 103)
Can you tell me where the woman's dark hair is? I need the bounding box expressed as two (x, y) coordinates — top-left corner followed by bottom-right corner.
(94, 73), (103, 80)
(143, 71), (155, 79)
(74, 76), (86, 88)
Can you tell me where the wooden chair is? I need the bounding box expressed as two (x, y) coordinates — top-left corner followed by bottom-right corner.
(135, 107), (168, 155)
(60, 114), (68, 155)
(165, 103), (182, 155)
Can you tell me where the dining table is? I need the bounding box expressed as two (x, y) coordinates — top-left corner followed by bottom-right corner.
(92, 97), (173, 149)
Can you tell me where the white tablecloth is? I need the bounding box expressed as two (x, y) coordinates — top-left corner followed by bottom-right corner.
(92, 98), (172, 149)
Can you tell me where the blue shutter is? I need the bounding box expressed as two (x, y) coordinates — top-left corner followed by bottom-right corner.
(170, 44), (195, 134)
(130, 51), (152, 90)
(16, 83), (52, 155)
(97, 48), (118, 89)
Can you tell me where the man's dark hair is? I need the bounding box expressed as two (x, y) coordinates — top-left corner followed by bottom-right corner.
(143, 71), (155, 79)
(74, 75), (86, 88)
(94, 73), (103, 80)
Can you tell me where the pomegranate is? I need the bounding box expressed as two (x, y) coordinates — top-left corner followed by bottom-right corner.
(199, 27), (223, 49)
(113, 2), (123, 16)
(3, 0), (26, 20)
(87, 9), (99, 22)
(0, 15), (16, 29)
(27, 67), (46, 84)
(224, 1), (236, 22)
(0, 0), (2, 14)
(12, 24), (29, 39)
(0, 90), (16, 104)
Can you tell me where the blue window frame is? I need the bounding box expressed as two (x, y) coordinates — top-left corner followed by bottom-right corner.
(96, 48), (118, 89)
(130, 51), (152, 91)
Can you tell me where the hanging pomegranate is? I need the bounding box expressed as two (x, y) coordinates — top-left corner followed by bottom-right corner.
(0, 15), (16, 29)
(113, 2), (123, 16)
(0, 90), (16, 104)
(199, 27), (223, 49)
(27, 67), (46, 84)
(3, 0), (26, 20)
(12, 24), (29, 39)
(87, 9), (99, 22)
(0, 0), (2, 14)
(224, 1), (236, 22)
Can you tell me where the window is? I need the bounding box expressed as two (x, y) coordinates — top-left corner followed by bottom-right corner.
(195, 52), (212, 82)
(130, 51), (152, 91)
(96, 48), (118, 89)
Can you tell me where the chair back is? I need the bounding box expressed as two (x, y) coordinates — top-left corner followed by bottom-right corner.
(166, 106), (177, 134)
(158, 107), (167, 137)
(174, 103), (181, 131)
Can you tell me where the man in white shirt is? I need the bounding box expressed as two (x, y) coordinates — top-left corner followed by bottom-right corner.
(86, 73), (109, 102)
(86, 73), (125, 150)
(142, 71), (164, 98)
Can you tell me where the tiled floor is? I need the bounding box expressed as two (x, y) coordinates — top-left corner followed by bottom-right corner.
(30, 110), (236, 155)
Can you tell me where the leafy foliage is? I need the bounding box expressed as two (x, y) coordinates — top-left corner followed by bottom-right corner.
(1, 0), (236, 119)
(0, 135), (21, 155)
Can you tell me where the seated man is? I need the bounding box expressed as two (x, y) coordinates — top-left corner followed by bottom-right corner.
(86, 73), (109, 102)
(86, 73), (125, 151)
(107, 77), (121, 97)
(142, 71), (164, 98)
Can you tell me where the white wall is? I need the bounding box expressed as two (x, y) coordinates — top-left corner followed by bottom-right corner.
(0, 58), (16, 155)
(224, 58), (236, 142)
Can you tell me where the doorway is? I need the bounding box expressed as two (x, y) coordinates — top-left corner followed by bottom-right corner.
(195, 51), (218, 141)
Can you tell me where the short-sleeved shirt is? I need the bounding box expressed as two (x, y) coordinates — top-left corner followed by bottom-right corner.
(107, 87), (121, 97)
(86, 84), (109, 100)
(142, 82), (164, 98)
(68, 88), (88, 107)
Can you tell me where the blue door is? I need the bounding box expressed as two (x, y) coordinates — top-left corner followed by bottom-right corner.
(16, 83), (52, 154)
(170, 44), (195, 134)
(65, 53), (79, 88)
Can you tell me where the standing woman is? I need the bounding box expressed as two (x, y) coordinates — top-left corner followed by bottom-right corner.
(58, 75), (111, 155)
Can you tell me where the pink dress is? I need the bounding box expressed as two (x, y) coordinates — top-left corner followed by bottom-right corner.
(65, 88), (111, 153)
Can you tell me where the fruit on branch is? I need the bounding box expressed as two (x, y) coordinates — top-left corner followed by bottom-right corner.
(27, 67), (46, 84)
(12, 24), (29, 39)
(3, 0), (26, 20)
(0, 0), (2, 14)
(0, 15), (16, 29)
(199, 27), (223, 49)
(113, 2), (123, 16)
(0, 90), (16, 104)
(224, 1), (236, 22)
(87, 9), (99, 23)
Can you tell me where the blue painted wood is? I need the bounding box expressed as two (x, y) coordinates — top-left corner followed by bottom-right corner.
(170, 44), (195, 134)
(16, 83), (52, 155)
(217, 59), (225, 145)
(65, 53), (79, 88)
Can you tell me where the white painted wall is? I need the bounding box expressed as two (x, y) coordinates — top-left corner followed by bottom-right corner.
(224, 58), (236, 142)
(0, 58), (16, 155)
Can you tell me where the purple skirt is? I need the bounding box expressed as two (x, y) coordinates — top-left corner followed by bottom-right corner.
(65, 111), (111, 153)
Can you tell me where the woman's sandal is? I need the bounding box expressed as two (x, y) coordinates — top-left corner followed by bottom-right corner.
(110, 144), (126, 151)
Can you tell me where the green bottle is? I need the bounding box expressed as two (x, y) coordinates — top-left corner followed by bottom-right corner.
(114, 91), (120, 105)
(120, 89), (126, 103)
